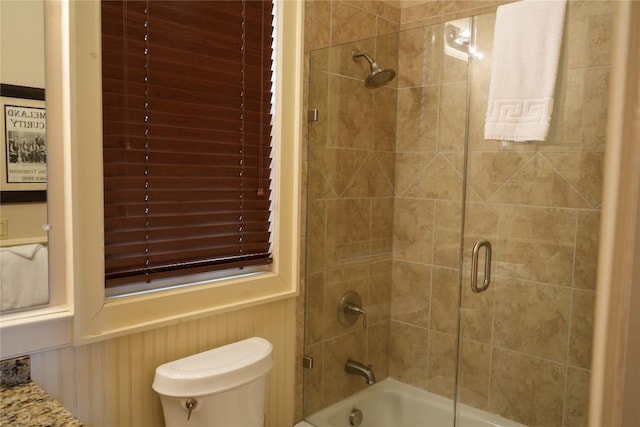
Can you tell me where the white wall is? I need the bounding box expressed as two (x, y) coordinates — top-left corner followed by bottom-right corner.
(0, 0), (45, 88)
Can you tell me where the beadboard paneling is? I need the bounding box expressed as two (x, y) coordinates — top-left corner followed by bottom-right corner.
(30, 298), (296, 427)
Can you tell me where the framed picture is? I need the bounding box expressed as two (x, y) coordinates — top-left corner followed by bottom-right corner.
(0, 84), (47, 203)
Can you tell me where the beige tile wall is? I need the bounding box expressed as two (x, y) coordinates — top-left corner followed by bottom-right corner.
(300, 1), (611, 426)
(300, 1), (401, 419)
(462, 3), (610, 426)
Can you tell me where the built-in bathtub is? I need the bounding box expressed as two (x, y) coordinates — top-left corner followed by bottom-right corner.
(298, 378), (525, 427)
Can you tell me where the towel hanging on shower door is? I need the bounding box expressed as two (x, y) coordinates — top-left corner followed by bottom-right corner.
(484, 0), (567, 143)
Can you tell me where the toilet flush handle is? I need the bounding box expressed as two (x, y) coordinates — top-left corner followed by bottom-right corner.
(185, 398), (198, 421)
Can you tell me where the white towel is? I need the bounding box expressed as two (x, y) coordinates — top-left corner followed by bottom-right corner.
(0, 244), (49, 311)
(5, 243), (41, 259)
(484, 0), (567, 142)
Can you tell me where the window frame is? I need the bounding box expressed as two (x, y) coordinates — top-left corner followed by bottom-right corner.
(69, 0), (301, 344)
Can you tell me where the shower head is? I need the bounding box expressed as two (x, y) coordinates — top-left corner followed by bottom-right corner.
(352, 49), (396, 89)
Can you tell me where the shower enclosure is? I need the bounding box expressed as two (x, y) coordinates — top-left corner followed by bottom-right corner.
(303, 4), (608, 427)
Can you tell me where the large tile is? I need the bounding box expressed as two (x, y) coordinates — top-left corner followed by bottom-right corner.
(582, 67), (609, 149)
(374, 152), (396, 190)
(397, 24), (442, 87)
(394, 152), (436, 196)
(438, 82), (468, 152)
(327, 74), (374, 150)
(308, 164), (339, 200)
(389, 321), (429, 389)
(391, 260), (431, 327)
(393, 197), (434, 263)
(427, 331), (457, 399)
(374, 1), (401, 24)
(574, 210), (600, 290)
(498, 205), (577, 245)
(497, 238), (575, 286)
(326, 198), (371, 258)
(369, 259), (392, 325)
(489, 153), (590, 208)
(430, 266), (460, 335)
(323, 330), (368, 406)
(467, 151), (535, 202)
(497, 205), (577, 286)
(373, 86), (398, 151)
(460, 272), (494, 344)
(404, 154), (464, 201)
(343, 154), (395, 197)
(461, 202), (499, 264)
(545, 68), (585, 149)
(310, 145), (369, 196)
(400, 2), (443, 24)
(371, 198), (395, 259)
(458, 339), (491, 409)
(367, 321), (390, 380)
(443, 152), (466, 177)
(493, 279), (571, 362)
(433, 201), (462, 268)
(564, 367), (591, 427)
(489, 349), (565, 427)
(566, 1), (588, 70)
(306, 199), (327, 274)
(568, 289), (595, 369)
(306, 272), (326, 345)
(544, 151), (604, 208)
(331, 1), (378, 46)
(587, 2), (614, 67)
(306, 0), (331, 51)
(396, 86), (439, 152)
(377, 16), (400, 37)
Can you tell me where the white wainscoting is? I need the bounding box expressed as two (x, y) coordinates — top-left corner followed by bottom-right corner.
(30, 298), (297, 427)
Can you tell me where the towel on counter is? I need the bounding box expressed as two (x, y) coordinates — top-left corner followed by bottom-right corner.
(0, 244), (49, 311)
(484, 0), (567, 142)
(4, 243), (41, 259)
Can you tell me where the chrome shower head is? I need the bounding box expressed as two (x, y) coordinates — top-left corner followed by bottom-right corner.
(352, 49), (396, 89)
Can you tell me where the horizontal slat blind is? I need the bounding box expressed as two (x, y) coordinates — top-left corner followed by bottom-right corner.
(101, 0), (274, 288)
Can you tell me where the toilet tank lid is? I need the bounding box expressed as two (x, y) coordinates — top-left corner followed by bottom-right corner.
(152, 337), (273, 397)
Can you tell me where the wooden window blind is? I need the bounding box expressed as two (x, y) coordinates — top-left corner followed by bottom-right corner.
(101, 0), (274, 288)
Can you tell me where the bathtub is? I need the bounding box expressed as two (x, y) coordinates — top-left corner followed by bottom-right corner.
(300, 378), (525, 427)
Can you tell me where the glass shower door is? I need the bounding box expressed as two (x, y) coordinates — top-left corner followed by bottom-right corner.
(303, 32), (401, 420)
(455, 6), (606, 426)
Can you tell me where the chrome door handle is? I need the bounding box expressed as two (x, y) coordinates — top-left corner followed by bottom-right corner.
(471, 240), (492, 293)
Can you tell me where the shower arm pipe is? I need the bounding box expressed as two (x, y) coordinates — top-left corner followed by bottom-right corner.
(352, 49), (377, 66)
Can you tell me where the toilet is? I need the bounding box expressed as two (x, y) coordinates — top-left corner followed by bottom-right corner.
(152, 337), (273, 427)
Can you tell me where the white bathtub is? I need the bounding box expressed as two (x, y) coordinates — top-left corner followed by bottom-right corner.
(301, 378), (525, 427)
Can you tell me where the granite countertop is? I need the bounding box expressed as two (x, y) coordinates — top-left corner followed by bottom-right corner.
(0, 381), (84, 427)
(1, 356), (83, 426)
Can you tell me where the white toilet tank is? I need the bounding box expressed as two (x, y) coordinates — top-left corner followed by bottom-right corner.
(152, 337), (273, 427)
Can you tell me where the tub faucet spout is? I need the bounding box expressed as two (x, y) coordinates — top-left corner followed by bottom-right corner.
(345, 359), (376, 384)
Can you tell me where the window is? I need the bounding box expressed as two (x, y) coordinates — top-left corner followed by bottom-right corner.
(101, 1), (275, 290)
(69, 0), (300, 343)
